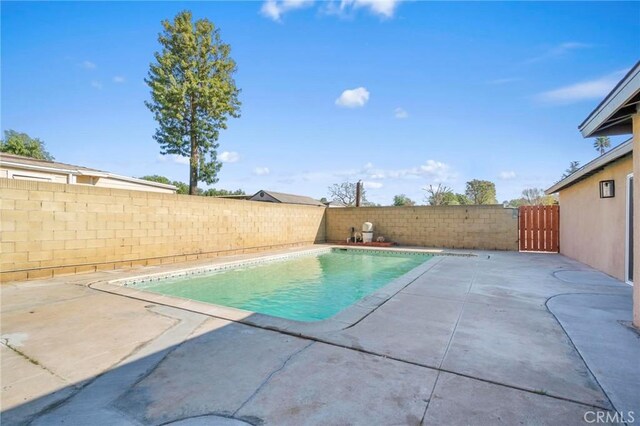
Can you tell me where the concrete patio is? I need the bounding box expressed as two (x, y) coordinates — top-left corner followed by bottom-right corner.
(1, 249), (638, 425)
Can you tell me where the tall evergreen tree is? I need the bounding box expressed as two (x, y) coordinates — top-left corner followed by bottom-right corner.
(146, 11), (241, 195)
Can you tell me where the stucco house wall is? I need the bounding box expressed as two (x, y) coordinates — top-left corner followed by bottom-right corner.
(0, 154), (176, 194)
(558, 155), (632, 281)
(89, 176), (176, 193)
(0, 166), (70, 184)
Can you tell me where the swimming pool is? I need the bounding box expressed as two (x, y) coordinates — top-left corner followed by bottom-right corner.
(130, 248), (433, 322)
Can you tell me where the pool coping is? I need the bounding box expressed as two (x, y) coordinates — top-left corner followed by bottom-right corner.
(89, 246), (470, 334)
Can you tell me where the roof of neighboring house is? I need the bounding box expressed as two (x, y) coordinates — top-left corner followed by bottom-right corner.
(545, 138), (633, 194)
(250, 190), (325, 206)
(0, 153), (177, 191)
(214, 194), (252, 200)
(325, 200), (348, 207)
(1, 153), (101, 174)
(579, 61), (640, 137)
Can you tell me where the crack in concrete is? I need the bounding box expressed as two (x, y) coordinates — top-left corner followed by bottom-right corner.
(421, 260), (479, 425)
(437, 264), (478, 370)
(26, 307), (206, 425)
(19, 256), (622, 424)
(86, 283), (612, 412)
(341, 256), (446, 331)
(212, 311), (614, 411)
(232, 341), (316, 418)
(1, 339), (68, 384)
(158, 413), (255, 426)
(545, 292), (623, 416)
(420, 371), (441, 425)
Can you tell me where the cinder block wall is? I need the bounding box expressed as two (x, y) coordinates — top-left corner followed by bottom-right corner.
(326, 205), (518, 250)
(0, 179), (326, 282)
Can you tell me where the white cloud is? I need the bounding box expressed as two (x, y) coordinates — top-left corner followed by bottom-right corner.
(415, 160), (454, 182)
(173, 155), (189, 165)
(90, 80), (103, 90)
(499, 171), (517, 180)
(346, 0), (400, 18)
(157, 154), (189, 165)
(551, 42), (592, 54)
(363, 180), (383, 189)
(360, 160), (456, 183)
(394, 107), (408, 119)
(536, 69), (628, 104)
(81, 60), (96, 70)
(314, 160), (456, 183)
(274, 160), (457, 202)
(113, 76), (125, 83)
(253, 167), (270, 176)
(525, 42), (592, 64)
(335, 87), (370, 108)
(327, 0), (402, 18)
(332, 162), (374, 178)
(219, 151), (240, 163)
(261, 0), (313, 21)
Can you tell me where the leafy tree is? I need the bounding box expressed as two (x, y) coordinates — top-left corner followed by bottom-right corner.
(593, 136), (611, 156)
(455, 193), (471, 205)
(425, 184), (456, 205)
(393, 194), (416, 206)
(172, 181), (191, 194)
(201, 188), (245, 196)
(503, 198), (525, 208)
(561, 161), (580, 179)
(140, 175), (246, 196)
(465, 179), (497, 204)
(441, 192), (460, 205)
(504, 188), (557, 207)
(328, 182), (368, 206)
(319, 197), (328, 204)
(139, 175), (190, 194)
(139, 175), (172, 185)
(522, 188), (547, 205)
(146, 11), (241, 195)
(0, 130), (54, 160)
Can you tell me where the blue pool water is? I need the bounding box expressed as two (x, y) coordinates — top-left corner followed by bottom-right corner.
(133, 249), (433, 321)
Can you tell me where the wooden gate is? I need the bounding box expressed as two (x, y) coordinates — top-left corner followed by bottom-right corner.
(519, 205), (559, 252)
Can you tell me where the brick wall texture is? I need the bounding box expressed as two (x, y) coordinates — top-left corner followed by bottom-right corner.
(1, 179), (518, 282)
(325, 205), (518, 251)
(0, 179), (326, 281)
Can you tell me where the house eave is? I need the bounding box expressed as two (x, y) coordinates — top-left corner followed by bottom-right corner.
(103, 173), (177, 191)
(0, 159), (176, 191)
(578, 61), (640, 138)
(546, 138), (633, 194)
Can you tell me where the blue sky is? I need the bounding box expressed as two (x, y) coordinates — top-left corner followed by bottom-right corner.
(2, 1), (639, 204)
